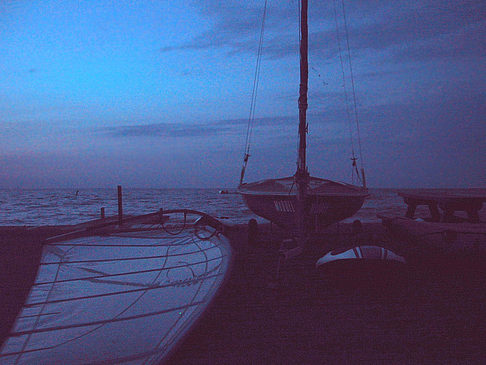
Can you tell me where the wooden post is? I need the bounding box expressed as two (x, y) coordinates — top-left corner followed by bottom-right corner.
(100, 207), (105, 219)
(248, 219), (258, 246)
(428, 203), (441, 222)
(404, 198), (416, 219)
(117, 185), (123, 226)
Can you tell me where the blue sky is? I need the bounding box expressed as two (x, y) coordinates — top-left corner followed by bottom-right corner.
(0, 0), (484, 188)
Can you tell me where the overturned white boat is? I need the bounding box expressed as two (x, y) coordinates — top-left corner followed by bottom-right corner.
(0, 210), (232, 364)
(316, 245), (406, 268)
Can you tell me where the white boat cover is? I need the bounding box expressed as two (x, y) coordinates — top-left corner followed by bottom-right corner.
(316, 245), (406, 267)
(0, 228), (232, 364)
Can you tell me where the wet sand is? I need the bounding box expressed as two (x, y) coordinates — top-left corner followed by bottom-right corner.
(1, 223), (485, 363)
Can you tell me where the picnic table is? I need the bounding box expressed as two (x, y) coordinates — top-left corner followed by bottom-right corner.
(398, 190), (486, 223)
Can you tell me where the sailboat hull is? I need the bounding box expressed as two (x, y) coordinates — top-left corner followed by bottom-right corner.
(239, 176), (367, 231)
(241, 193), (365, 230)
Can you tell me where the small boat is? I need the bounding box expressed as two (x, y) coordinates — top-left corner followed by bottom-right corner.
(315, 246), (407, 290)
(238, 0), (368, 234)
(0, 210), (232, 364)
(316, 246), (406, 268)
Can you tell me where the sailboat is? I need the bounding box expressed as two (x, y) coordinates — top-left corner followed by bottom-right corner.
(238, 0), (368, 234)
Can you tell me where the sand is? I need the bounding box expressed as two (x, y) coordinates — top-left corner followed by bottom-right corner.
(0, 226), (73, 344)
(1, 222), (485, 363)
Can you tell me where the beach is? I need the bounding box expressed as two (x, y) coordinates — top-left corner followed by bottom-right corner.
(2, 0), (484, 361)
(1, 221), (485, 363)
(169, 222), (486, 363)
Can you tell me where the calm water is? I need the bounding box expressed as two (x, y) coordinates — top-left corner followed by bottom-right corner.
(0, 188), (482, 226)
(0, 188), (402, 226)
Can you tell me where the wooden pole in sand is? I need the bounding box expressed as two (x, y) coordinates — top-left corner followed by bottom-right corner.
(117, 185), (123, 226)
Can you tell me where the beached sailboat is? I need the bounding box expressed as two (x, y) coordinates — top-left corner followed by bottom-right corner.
(238, 0), (368, 233)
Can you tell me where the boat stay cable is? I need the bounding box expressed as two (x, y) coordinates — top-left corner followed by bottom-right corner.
(333, 0), (359, 184)
(333, 0), (366, 188)
(341, 0), (366, 188)
(239, 0), (268, 186)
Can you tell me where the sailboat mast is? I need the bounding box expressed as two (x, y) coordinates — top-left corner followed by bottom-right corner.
(296, 0), (309, 243)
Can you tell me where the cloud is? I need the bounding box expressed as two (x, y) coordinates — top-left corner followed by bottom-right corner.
(162, 0), (485, 65)
(352, 2), (483, 50)
(102, 122), (231, 138)
(389, 22), (486, 62)
(3, 87), (484, 188)
(160, 1), (265, 54)
(101, 116), (297, 139)
(303, 1), (485, 63)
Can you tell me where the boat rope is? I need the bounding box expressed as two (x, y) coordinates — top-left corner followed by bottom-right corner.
(332, 0), (366, 187)
(332, 0), (359, 185)
(41, 241), (175, 353)
(40, 245), (218, 266)
(194, 216), (220, 240)
(13, 301), (208, 336)
(161, 210), (187, 235)
(239, 0), (268, 185)
(341, 0), (365, 182)
(33, 257), (224, 286)
(152, 236), (210, 357)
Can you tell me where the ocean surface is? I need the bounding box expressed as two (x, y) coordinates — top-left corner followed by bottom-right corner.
(0, 188), (483, 226)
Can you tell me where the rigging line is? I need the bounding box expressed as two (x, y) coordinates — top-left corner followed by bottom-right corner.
(157, 244), (228, 364)
(240, 0), (267, 185)
(23, 272), (224, 309)
(45, 235), (194, 247)
(148, 229), (211, 364)
(46, 242), (190, 247)
(341, 0), (364, 170)
(18, 312), (61, 319)
(241, 0), (268, 178)
(247, 13), (265, 152)
(33, 238), (175, 354)
(13, 243), (75, 364)
(40, 245), (219, 265)
(333, 0), (358, 183)
(1, 342), (166, 361)
(108, 232), (197, 239)
(33, 256), (224, 286)
(12, 301), (207, 337)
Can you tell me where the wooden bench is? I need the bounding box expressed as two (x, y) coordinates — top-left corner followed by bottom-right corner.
(398, 191), (486, 223)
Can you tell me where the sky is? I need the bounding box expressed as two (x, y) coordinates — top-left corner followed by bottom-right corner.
(0, 0), (484, 188)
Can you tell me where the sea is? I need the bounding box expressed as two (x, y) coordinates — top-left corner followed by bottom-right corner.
(0, 188), (483, 226)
